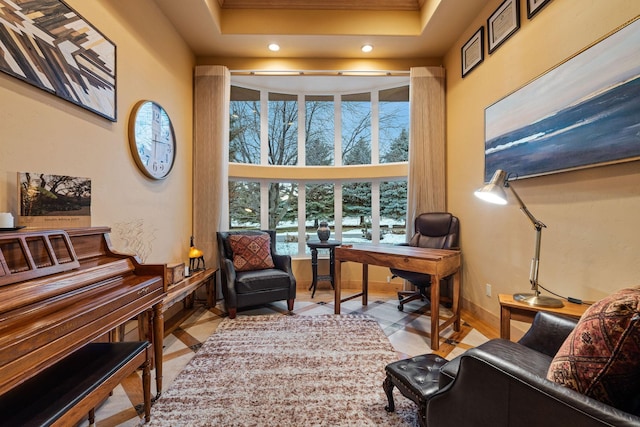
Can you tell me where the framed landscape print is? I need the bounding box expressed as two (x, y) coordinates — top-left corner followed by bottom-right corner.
(483, 18), (640, 182)
(0, 0), (116, 121)
(18, 172), (92, 228)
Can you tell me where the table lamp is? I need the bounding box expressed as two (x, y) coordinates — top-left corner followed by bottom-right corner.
(474, 169), (563, 308)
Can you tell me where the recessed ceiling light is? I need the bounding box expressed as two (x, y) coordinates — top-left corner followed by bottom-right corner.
(361, 44), (373, 53)
(268, 43), (280, 52)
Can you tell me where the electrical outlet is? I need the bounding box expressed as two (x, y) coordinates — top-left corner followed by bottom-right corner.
(485, 283), (492, 297)
(386, 276), (392, 283)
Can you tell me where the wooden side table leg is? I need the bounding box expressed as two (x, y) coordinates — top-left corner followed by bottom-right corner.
(452, 270), (461, 332)
(500, 305), (511, 340)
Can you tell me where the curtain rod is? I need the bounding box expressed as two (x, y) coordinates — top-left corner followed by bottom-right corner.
(230, 70), (410, 76)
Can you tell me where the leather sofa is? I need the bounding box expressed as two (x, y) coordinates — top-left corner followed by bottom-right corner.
(426, 312), (640, 427)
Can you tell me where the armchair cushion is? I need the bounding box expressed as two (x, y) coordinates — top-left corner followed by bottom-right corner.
(547, 287), (640, 412)
(228, 233), (275, 272)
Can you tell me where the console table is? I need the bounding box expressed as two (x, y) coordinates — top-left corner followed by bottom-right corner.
(307, 239), (341, 298)
(334, 244), (461, 351)
(498, 293), (588, 340)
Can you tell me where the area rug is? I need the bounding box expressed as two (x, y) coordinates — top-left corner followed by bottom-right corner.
(148, 314), (418, 426)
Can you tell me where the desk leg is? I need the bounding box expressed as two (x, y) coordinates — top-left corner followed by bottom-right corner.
(362, 263), (368, 306)
(500, 305), (511, 340)
(452, 270), (461, 332)
(430, 275), (441, 351)
(334, 259), (341, 314)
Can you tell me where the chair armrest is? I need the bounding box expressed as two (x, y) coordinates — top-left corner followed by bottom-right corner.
(517, 311), (579, 357)
(428, 348), (640, 427)
(272, 254), (292, 273)
(219, 258), (238, 307)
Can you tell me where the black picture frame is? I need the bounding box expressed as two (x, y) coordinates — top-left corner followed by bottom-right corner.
(527, 0), (553, 19)
(487, 0), (520, 54)
(0, 0), (117, 121)
(461, 27), (484, 77)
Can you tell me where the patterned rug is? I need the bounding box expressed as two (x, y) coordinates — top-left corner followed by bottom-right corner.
(148, 314), (418, 426)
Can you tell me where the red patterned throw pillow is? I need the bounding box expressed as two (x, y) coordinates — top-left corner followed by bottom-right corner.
(228, 233), (275, 272)
(546, 287), (640, 412)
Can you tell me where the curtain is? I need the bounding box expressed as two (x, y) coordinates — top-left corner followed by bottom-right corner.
(407, 66), (447, 237)
(193, 65), (230, 269)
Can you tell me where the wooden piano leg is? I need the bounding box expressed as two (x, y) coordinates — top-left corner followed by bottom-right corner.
(142, 356), (151, 422)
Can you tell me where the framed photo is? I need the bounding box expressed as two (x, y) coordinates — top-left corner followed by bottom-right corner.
(461, 27), (484, 77)
(487, 0), (520, 54)
(483, 17), (640, 182)
(0, 0), (116, 121)
(527, 0), (552, 19)
(18, 172), (92, 228)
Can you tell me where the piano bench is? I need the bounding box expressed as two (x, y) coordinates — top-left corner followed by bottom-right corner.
(0, 341), (152, 426)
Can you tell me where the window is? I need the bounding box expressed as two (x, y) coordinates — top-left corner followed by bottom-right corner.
(227, 75), (409, 257)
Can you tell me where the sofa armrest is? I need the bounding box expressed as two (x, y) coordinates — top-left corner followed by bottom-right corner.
(428, 348), (640, 427)
(517, 311), (579, 357)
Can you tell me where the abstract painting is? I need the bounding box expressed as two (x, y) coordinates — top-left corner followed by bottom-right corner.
(0, 0), (116, 121)
(484, 18), (640, 182)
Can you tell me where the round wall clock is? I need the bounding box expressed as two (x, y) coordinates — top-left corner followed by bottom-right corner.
(128, 100), (176, 180)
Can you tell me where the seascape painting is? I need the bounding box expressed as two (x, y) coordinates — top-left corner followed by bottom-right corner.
(484, 18), (640, 182)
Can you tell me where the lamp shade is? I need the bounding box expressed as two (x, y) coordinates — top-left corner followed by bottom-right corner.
(474, 169), (508, 205)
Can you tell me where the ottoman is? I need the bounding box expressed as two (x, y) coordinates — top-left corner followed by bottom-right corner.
(383, 353), (448, 427)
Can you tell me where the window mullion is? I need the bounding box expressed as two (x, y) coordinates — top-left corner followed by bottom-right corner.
(260, 89), (268, 165)
(371, 90), (379, 165)
(371, 180), (380, 244)
(334, 95), (342, 167)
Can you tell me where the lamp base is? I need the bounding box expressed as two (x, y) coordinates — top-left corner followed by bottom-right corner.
(513, 292), (564, 308)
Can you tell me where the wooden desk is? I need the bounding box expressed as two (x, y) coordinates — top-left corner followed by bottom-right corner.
(499, 293), (588, 340)
(334, 244), (461, 351)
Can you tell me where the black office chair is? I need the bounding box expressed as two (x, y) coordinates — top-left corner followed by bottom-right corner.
(391, 212), (459, 311)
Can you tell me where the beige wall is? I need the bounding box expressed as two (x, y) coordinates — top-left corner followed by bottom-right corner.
(0, 0), (195, 265)
(444, 0), (640, 325)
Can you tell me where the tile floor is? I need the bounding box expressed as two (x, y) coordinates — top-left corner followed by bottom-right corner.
(80, 288), (497, 426)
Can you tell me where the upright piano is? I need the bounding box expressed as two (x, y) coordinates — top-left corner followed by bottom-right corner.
(0, 227), (166, 413)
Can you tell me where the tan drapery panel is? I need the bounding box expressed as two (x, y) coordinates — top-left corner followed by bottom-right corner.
(406, 66), (447, 237)
(193, 65), (230, 268)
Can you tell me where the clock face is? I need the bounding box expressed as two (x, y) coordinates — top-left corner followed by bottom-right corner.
(128, 100), (176, 180)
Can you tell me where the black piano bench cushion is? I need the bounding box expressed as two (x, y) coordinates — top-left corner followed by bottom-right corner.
(0, 341), (149, 426)
(547, 287), (640, 413)
(383, 353), (448, 427)
(228, 233), (275, 272)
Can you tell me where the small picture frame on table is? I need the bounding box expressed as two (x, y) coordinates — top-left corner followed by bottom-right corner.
(461, 27), (484, 77)
(487, 0), (520, 54)
(527, 0), (552, 19)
